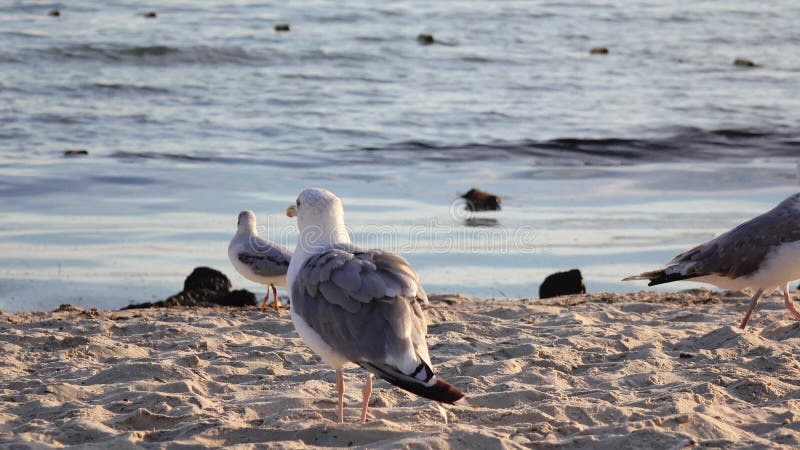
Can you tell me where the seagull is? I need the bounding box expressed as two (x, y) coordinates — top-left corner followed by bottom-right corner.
(285, 188), (464, 423)
(228, 210), (292, 312)
(624, 192), (800, 329)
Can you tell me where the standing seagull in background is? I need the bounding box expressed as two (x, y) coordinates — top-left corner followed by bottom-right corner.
(285, 188), (464, 423)
(624, 193), (800, 329)
(228, 211), (292, 312)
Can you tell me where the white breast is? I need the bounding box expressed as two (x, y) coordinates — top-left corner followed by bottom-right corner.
(290, 308), (349, 370)
(745, 240), (800, 290)
(286, 247), (350, 369)
(695, 240), (800, 292)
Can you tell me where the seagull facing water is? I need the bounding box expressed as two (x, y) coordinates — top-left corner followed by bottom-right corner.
(228, 211), (292, 312)
(624, 193), (800, 329)
(285, 188), (464, 423)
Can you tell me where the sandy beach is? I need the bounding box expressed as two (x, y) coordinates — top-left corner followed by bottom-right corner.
(2, 291), (799, 449)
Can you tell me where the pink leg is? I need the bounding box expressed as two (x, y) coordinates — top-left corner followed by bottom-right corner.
(271, 284), (280, 312)
(336, 369), (344, 423)
(259, 291), (270, 312)
(360, 373), (372, 424)
(783, 284), (800, 320)
(740, 288), (764, 329)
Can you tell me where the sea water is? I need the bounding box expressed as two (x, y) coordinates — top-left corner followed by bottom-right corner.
(1, 1), (798, 311)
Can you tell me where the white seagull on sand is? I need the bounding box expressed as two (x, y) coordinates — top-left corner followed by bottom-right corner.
(228, 210), (292, 312)
(624, 192), (800, 329)
(285, 188), (464, 423)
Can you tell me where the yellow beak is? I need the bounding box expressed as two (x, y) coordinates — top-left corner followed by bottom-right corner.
(286, 205), (297, 218)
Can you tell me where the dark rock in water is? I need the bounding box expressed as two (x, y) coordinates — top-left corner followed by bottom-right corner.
(184, 266), (231, 292)
(417, 33), (435, 45)
(123, 266), (257, 309)
(461, 188), (502, 211)
(63, 149), (89, 156)
(144, 11), (157, 18)
(589, 47), (609, 55)
(733, 58), (759, 67)
(274, 23), (291, 32)
(48, 9), (61, 17)
(539, 269), (586, 299)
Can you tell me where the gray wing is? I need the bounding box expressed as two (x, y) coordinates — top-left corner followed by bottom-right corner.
(667, 193), (800, 280)
(238, 237), (292, 278)
(292, 244), (435, 387)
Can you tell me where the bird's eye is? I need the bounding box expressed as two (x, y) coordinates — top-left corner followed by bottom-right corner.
(296, 198), (302, 206)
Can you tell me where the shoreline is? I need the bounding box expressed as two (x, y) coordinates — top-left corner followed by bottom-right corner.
(2, 291), (799, 448)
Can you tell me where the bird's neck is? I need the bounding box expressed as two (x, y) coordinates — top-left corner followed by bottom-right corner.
(235, 227), (256, 238)
(293, 221), (348, 259)
(328, 222), (351, 245)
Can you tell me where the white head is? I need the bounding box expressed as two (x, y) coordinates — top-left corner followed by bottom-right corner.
(286, 188), (350, 248)
(236, 210), (257, 234)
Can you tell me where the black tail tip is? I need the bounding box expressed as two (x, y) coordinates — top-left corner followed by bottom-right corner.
(429, 379), (465, 404)
(385, 376), (465, 404)
(647, 272), (688, 286)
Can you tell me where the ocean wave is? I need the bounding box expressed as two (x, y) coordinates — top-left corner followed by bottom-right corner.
(111, 151), (236, 163)
(280, 73), (392, 84)
(37, 44), (267, 65)
(89, 82), (170, 94)
(108, 127), (799, 168)
(359, 127), (800, 165)
(109, 150), (342, 169)
(33, 43), (387, 66)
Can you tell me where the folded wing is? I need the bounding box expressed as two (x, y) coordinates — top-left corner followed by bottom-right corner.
(237, 237), (292, 278)
(292, 244), (463, 404)
(625, 197), (800, 285)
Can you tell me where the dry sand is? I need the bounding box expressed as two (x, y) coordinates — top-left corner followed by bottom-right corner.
(1, 291), (800, 449)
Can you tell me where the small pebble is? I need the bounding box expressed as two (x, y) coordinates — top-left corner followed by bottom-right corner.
(733, 58), (758, 67)
(274, 23), (291, 32)
(48, 9), (60, 17)
(590, 47), (609, 55)
(63, 149), (89, 156)
(144, 11), (157, 18)
(417, 33), (435, 45)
